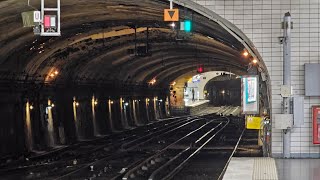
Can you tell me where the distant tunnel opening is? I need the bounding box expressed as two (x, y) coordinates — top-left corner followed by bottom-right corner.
(204, 75), (241, 107)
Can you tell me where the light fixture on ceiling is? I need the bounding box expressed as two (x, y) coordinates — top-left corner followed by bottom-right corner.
(252, 59), (258, 64)
(243, 50), (249, 57)
(149, 78), (157, 85)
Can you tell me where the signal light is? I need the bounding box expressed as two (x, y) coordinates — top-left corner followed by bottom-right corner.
(197, 65), (204, 73)
(184, 20), (192, 32)
(180, 20), (192, 32)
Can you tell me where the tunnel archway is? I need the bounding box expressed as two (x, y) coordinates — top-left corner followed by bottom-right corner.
(203, 74), (241, 106)
(0, 0), (272, 155)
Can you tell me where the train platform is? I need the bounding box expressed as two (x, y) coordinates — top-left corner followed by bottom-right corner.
(223, 157), (278, 180)
(223, 157), (320, 180)
(185, 100), (209, 107)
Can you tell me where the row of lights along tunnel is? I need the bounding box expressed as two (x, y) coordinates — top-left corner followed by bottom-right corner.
(27, 97), (165, 110)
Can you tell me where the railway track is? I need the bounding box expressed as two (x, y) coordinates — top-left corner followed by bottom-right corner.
(0, 116), (197, 179)
(1, 108), (248, 180)
(57, 116), (215, 180)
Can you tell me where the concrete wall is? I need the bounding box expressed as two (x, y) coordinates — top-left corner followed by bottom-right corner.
(193, 0), (320, 157)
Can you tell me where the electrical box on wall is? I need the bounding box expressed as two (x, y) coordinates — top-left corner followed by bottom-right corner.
(305, 64), (320, 96)
(274, 114), (293, 129)
(312, 106), (320, 144)
(281, 85), (291, 97)
(293, 96), (304, 127)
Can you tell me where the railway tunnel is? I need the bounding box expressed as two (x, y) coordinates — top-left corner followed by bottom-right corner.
(0, 0), (273, 179)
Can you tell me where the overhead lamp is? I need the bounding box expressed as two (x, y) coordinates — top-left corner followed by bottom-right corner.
(75, 102), (79, 107)
(51, 103), (55, 108)
(252, 59), (258, 64)
(243, 51), (249, 57)
(110, 101), (114, 105)
(170, 22), (176, 28)
(54, 70), (59, 75)
(94, 100), (98, 106)
(149, 78), (157, 85)
(29, 105), (34, 110)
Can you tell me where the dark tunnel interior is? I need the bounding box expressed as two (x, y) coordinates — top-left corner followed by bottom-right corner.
(0, 0), (271, 164)
(204, 75), (241, 106)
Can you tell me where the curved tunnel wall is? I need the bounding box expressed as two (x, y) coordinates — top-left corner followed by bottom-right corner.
(0, 0), (272, 155)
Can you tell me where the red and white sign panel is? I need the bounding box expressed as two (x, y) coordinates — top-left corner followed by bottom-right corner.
(44, 15), (56, 28)
(312, 106), (320, 144)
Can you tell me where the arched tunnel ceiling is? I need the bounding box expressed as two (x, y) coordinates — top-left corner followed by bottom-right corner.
(0, 0), (255, 88)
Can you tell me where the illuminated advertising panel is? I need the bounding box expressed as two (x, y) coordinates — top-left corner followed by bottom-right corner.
(242, 75), (259, 114)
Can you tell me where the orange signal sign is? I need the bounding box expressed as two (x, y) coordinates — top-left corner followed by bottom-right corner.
(164, 9), (179, 22)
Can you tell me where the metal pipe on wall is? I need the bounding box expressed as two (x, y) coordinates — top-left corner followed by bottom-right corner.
(283, 12), (292, 158)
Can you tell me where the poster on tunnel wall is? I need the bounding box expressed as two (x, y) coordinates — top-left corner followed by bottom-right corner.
(241, 75), (259, 114)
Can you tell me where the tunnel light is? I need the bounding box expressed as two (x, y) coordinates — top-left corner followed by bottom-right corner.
(207, 36), (214, 40)
(149, 78), (157, 85)
(243, 50), (249, 57)
(252, 59), (258, 64)
(170, 22), (176, 28)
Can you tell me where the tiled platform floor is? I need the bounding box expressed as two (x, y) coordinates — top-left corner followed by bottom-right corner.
(223, 157), (320, 180)
(223, 157), (278, 180)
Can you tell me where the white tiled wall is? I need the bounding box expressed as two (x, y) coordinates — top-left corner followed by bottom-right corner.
(192, 0), (320, 157)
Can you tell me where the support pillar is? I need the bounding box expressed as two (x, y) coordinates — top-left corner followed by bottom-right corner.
(120, 98), (129, 129)
(56, 94), (77, 144)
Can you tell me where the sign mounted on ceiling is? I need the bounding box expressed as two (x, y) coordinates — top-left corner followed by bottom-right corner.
(164, 9), (179, 21)
(33, 11), (41, 23)
(241, 75), (259, 114)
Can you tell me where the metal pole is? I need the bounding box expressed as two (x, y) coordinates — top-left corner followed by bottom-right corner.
(170, 0), (173, 9)
(57, 0), (61, 35)
(283, 12), (291, 158)
(41, 0), (44, 34)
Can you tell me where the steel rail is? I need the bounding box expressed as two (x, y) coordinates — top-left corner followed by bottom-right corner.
(148, 117), (230, 180)
(0, 116), (189, 175)
(121, 118), (224, 180)
(217, 128), (245, 180)
(55, 117), (202, 180)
